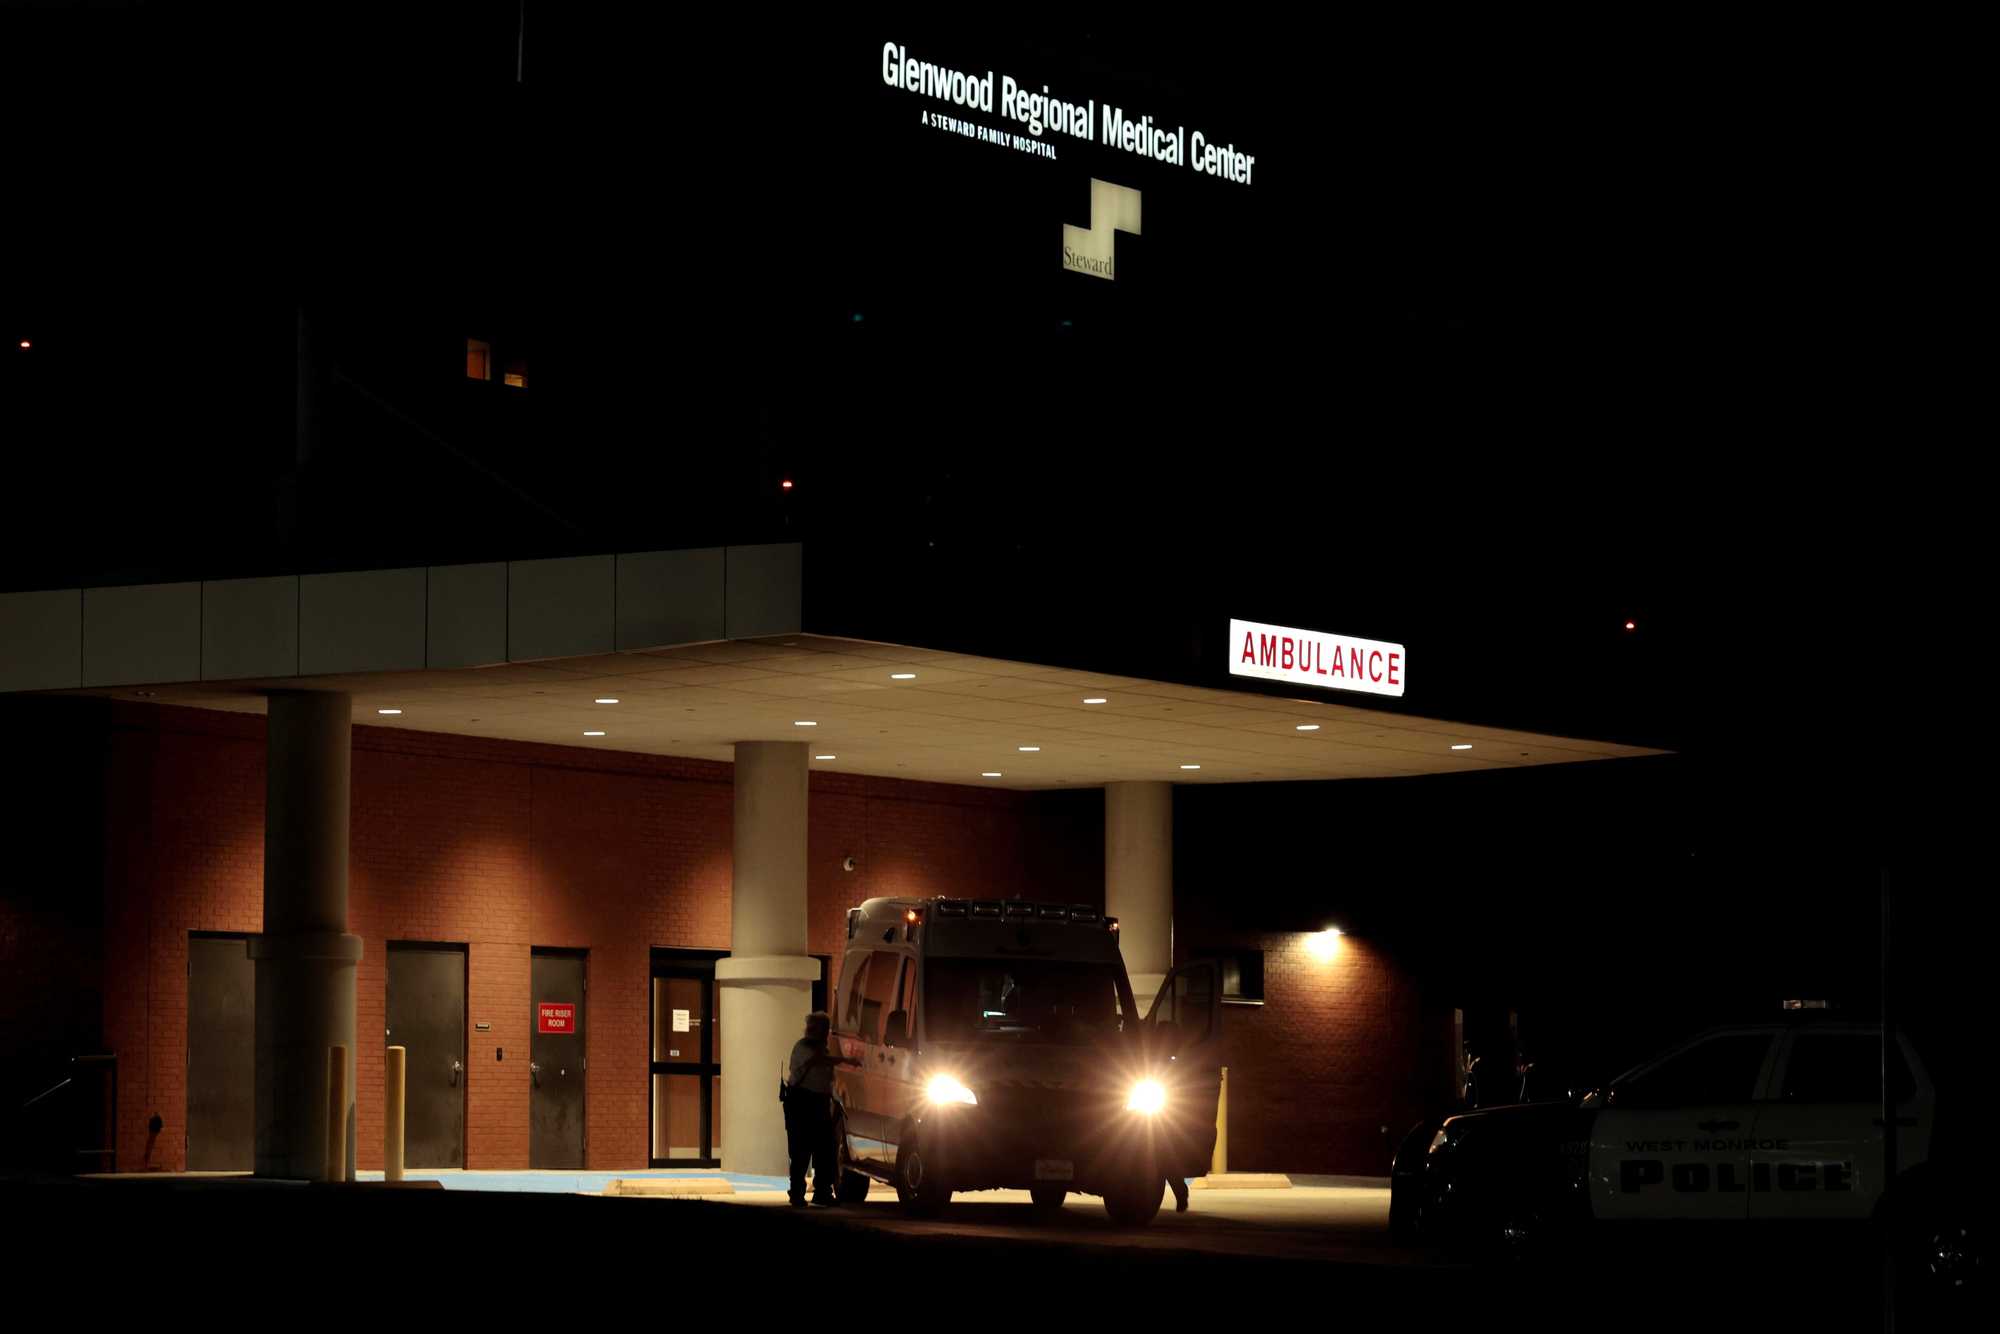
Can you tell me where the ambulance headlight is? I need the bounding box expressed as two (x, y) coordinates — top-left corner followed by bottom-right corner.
(926, 1074), (978, 1107)
(1127, 1079), (1167, 1115)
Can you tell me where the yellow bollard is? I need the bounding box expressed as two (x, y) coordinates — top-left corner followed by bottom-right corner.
(384, 1045), (407, 1183)
(1211, 1066), (1229, 1176)
(325, 1045), (348, 1183)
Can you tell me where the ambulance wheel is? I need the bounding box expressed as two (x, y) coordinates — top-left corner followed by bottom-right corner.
(1029, 1186), (1067, 1215)
(895, 1139), (950, 1218)
(1102, 1176), (1163, 1228)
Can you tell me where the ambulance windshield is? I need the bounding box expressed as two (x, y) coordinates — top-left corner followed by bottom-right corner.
(926, 958), (1125, 1045)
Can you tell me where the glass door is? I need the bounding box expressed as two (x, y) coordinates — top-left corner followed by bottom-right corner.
(650, 952), (723, 1167)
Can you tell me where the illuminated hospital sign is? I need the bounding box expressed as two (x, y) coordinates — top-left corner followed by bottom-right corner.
(1229, 619), (1406, 699)
(881, 42), (1257, 185)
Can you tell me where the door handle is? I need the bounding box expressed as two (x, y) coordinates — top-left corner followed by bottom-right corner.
(1696, 1119), (1739, 1133)
(451, 1058), (464, 1087)
(530, 1061), (541, 1089)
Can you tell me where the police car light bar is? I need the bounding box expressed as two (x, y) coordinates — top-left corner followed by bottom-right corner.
(1036, 905), (1069, 921)
(970, 901), (1004, 918)
(1067, 906), (1101, 925)
(1782, 999), (1832, 1010)
(1003, 901), (1039, 919)
(935, 900), (968, 917)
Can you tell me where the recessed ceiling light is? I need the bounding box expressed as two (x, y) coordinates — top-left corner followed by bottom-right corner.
(584, 730), (607, 737)
(378, 709), (402, 716)
(815, 754), (837, 761)
(794, 720), (818, 726)
(1018, 746), (1040, 752)
(1180, 764), (1201, 771)
(595, 698), (619, 704)
(1083, 697), (1107, 704)
(891, 673), (916, 680)
(981, 772), (1003, 778)
(1451, 744), (1473, 750)
(1296, 724), (1320, 731)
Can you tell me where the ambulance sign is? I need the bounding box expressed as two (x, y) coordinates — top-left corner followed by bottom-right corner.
(1229, 618), (1405, 698)
(537, 1002), (576, 1035)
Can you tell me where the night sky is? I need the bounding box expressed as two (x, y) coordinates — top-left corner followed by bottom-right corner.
(6, 9), (1947, 1080)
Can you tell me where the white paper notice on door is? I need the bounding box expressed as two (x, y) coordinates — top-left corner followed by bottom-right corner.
(673, 1008), (691, 1032)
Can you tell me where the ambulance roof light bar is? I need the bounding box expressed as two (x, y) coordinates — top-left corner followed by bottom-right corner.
(927, 897), (1114, 928)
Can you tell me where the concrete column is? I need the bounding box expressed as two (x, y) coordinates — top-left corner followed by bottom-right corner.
(1106, 781), (1174, 1014)
(719, 741), (815, 1176)
(251, 691), (362, 1180)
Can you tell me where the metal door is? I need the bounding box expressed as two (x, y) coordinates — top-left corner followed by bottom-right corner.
(387, 943), (466, 1168)
(187, 934), (254, 1170)
(530, 950), (586, 1169)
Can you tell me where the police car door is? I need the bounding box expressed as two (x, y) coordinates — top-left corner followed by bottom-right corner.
(1748, 1026), (1933, 1222)
(1145, 962), (1222, 1180)
(1588, 1028), (1780, 1222)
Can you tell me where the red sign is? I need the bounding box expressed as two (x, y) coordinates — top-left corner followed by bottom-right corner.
(537, 1002), (576, 1034)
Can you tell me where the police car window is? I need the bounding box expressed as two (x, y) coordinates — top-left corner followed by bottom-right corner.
(1783, 1034), (1916, 1104)
(1613, 1034), (1772, 1107)
(925, 959), (1124, 1045)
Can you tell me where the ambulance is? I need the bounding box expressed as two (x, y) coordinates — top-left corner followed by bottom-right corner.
(826, 896), (1222, 1225)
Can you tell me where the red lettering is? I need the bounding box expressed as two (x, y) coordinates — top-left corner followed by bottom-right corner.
(1388, 653), (1400, 686)
(1281, 638), (1294, 670)
(1369, 650), (1383, 682)
(1240, 631), (1256, 664)
(1349, 647), (1364, 678)
(1329, 646), (1345, 676)
(1315, 641), (1327, 675)
(1258, 634), (1277, 668)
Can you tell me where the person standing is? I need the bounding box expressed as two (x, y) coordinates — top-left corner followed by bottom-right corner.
(785, 1011), (859, 1206)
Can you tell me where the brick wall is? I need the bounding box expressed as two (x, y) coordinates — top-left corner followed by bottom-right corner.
(1180, 928), (1457, 1176)
(84, 701), (1431, 1177)
(96, 703), (1092, 1172)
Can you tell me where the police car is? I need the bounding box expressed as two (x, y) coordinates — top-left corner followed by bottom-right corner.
(1392, 1012), (1980, 1297)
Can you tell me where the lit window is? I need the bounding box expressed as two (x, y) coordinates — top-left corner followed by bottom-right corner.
(503, 356), (527, 389)
(466, 338), (492, 380)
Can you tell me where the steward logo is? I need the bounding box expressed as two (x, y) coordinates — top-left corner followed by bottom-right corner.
(1062, 178), (1141, 281)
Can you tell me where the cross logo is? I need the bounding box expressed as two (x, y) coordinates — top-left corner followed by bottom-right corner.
(1062, 178), (1142, 281)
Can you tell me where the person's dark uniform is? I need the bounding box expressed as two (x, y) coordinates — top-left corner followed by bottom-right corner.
(785, 1013), (856, 1206)
(1167, 1172), (1189, 1211)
